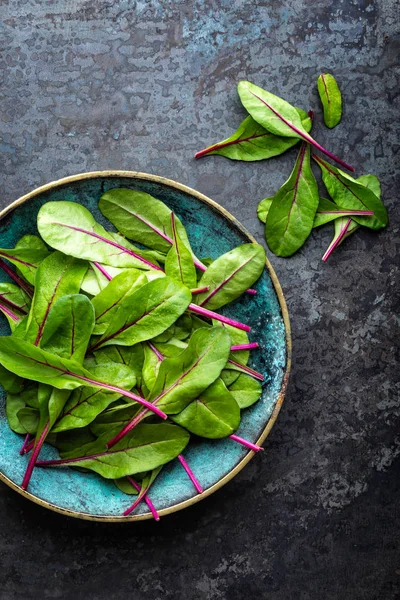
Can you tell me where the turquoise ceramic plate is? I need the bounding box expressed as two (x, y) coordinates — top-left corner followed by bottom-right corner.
(0, 171), (290, 521)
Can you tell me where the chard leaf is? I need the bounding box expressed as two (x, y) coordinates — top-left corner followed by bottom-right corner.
(165, 214), (197, 288)
(357, 174), (381, 198)
(40, 294), (95, 364)
(6, 384), (39, 433)
(317, 74), (342, 129)
(99, 188), (190, 254)
(17, 406), (40, 434)
(93, 344), (144, 389)
(91, 270), (146, 335)
(89, 277), (192, 351)
(0, 246), (50, 285)
(237, 80), (353, 171)
(37, 201), (161, 271)
(114, 477), (139, 496)
(195, 109), (312, 161)
(0, 283), (30, 315)
(38, 423), (190, 479)
(25, 252), (87, 346)
(0, 364), (24, 394)
(257, 197), (274, 224)
(142, 343), (163, 391)
(52, 363), (137, 433)
(266, 143), (319, 257)
(196, 244), (265, 310)
(322, 217), (360, 262)
(148, 327), (231, 414)
(313, 197), (374, 228)
(172, 378), (240, 438)
(228, 374), (262, 409)
(314, 156), (388, 230)
(80, 265), (103, 296)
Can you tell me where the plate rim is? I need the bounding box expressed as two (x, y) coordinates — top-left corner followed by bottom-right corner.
(0, 170), (292, 522)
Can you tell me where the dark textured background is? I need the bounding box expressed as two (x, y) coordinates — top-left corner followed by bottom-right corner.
(0, 1), (399, 599)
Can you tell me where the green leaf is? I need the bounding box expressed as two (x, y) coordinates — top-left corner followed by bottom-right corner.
(91, 270), (146, 335)
(89, 277), (192, 351)
(357, 174), (381, 198)
(195, 109), (312, 161)
(53, 362), (137, 433)
(25, 252), (87, 346)
(148, 327), (231, 414)
(322, 217), (360, 262)
(93, 344), (144, 389)
(142, 343), (162, 391)
(266, 143), (319, 257)
(237, 81), (353, 171)
(99, 188), (191, 254)
(37, 201), (160, 271)
(172, 378), (240, 438)
(0, 282), (30, 315)
(43, 423), (190, 479)
(317, 74), (342, 129)
(228, 374), (262, 409)
(196, 244), (265, 310)
(114, 477), (139, 495)
(0, 246), (50, 285)
(40, 294), (95, 364)
(165, 214), (197, 288)
(0, 364), (24, 394)
(314, 156), (388, 230)
(257, 197), (274, 224)
(6, 384), (39, 433)
(80, 265), (103, 296)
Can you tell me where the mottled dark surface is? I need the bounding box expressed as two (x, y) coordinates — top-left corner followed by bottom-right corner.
(0, 1), (399, 599)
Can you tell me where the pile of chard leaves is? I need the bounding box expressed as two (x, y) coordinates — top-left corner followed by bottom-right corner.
(0, 190), (267, 518)
(195, 75), (388, 259)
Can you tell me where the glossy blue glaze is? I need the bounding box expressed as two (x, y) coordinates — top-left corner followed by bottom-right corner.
(0, 175), (287, 518)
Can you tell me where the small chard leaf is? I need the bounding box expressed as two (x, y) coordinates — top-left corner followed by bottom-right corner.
(91, 270), (146, 335)
(80, 265), (103, 296)
(142, 343), (163, 392)
(322, 217), (360, 262)
(266, 143), (319, 257)
(0, 283), (30, 315)
(93, 344), (145, 389)
(40, 294), (95, 364)
(196, 244), (265, 310)
(39, 423), (190, 479)
(37, 201), (161, 271)
(172, 378), (240, 438)
(257, 197), (274, 224)
(114, 477), (139, 496)
(195, 109), (312, 161)
(53, 362), (137, 433)
(357, 174), (381, 198)
(238, 80), (353, 171)
(313, 197), (375, 228)
(148, 327), (231, 414)
(317, 74), (342, 129)
(228, 374), (262, 409)
(0, 246), (50, 285)
(6, 383), (39, 433)
(99, 188), (205, 270)
(313, 156), (388, 230)
(220, 369), (241, 387)
(25, 252), (87, 346)
(0, 364), (24, 394)
(89, 277), (192, 351)
(165, 214), (197, 288)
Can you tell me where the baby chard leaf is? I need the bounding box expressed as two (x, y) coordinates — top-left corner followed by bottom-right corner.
(89, 277), (192, 352)
(37, 201), (162, 271)
(91, 270), (146, 335)
(266, 142), (319, 257)
(165, 214), (197, 288)
(322, 217), (360, 262)
(196, 244), (265, 310)
(228, 374), (262, 409)
(313, 155), (388, 230)
(25, 252), (87, 346)
(317, 74), (342, 129)
(40, 294), (95, 363)
(172, 378), (240, 438)
(237, 80), (353, 171)
(0, 283), (30, 315)
(194, 109), (312, 161)
(313, 197), (375, 228)
(37, 423), (190, 479)
(0, 246), (50, 285)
